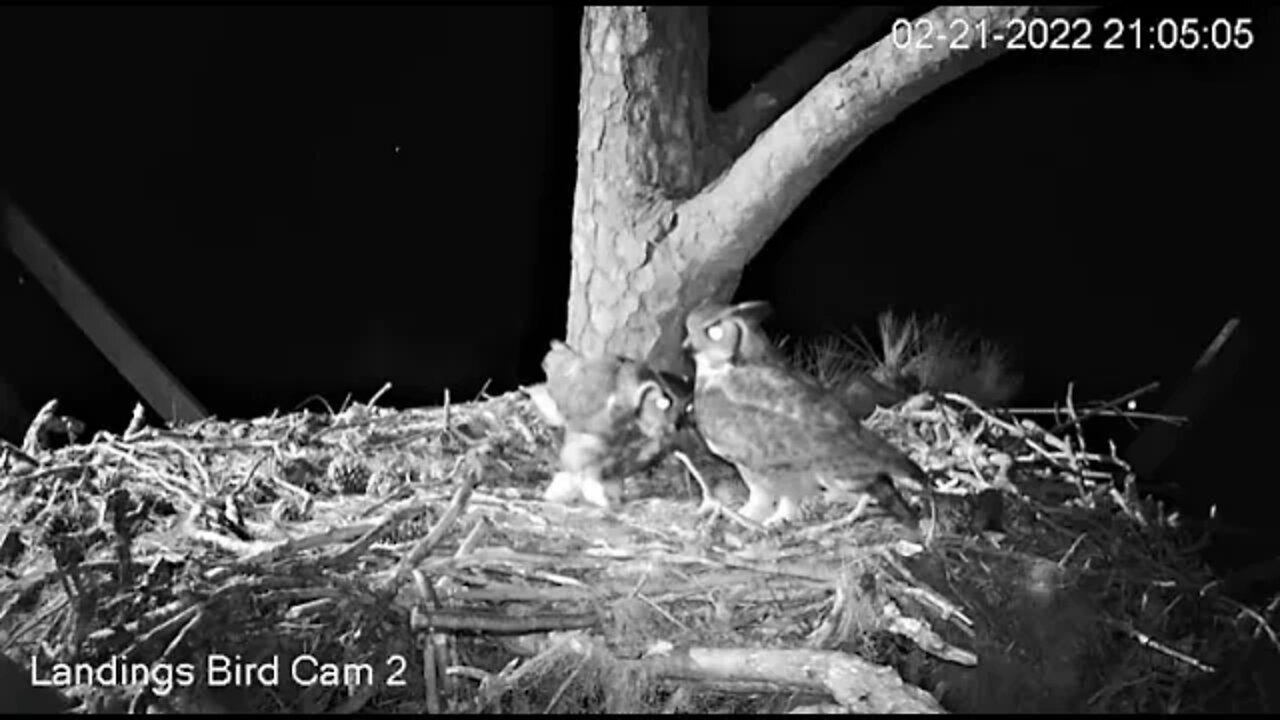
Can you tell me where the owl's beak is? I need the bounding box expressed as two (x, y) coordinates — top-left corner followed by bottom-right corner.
(681, 335), (694, 350)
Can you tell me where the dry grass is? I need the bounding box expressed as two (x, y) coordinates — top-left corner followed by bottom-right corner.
(790, 311), (1023, 410)
(0, 386), (1275, 714)
(785, 333), (879, 389)
(873, 310), (1023, 407)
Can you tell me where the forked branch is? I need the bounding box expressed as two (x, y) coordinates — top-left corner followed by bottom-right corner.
(678, 6), (1095, 270)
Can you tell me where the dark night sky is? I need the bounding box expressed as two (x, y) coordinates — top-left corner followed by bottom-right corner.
(1, 7), (1276, 545)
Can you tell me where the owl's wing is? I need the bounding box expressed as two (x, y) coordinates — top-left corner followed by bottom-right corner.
(782, 372), (928, 483)
(541, 343), (626, 434)
(703, 364), (928, 483)
(545, 344), (673, 440)
(696, 365), (854, 471)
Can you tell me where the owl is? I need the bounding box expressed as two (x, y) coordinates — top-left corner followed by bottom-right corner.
(701, 302), (901, 421)
(526, 340), (720, 510)
(683, 301), (926, 529)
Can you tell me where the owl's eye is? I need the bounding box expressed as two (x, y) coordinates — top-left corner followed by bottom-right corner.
(706, 324), (725, 342)
(653, 395), (672, 411)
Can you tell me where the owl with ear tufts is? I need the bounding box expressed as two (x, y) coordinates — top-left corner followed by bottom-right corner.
(683, 300), (926, 529)
(525, 341), (723, 511)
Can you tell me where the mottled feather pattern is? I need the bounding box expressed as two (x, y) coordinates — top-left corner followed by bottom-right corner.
(541, 341), (640, 439)
(699, 364), (926, 484)
(684, 299), (927, 528)
(591, 405), (680, 480)
(539, 341), (695, 487)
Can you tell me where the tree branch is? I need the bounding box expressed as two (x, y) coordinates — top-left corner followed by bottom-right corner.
(677, 5), (1095, 271)
(716, 6), (906, 157)
(630, 646), (944, 713)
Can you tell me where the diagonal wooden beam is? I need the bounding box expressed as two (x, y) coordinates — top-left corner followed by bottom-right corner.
(1124, 317), (1246, 481)
(2, 193), (208, 426)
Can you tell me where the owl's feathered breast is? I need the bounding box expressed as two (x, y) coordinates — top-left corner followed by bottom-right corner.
(604, 369), (695, 477)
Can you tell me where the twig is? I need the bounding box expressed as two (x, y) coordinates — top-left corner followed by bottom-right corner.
(1047, 381), (1160, 436)
(125, 603), (200, 660)
(455, 517), (487, 558)
(1006, 408), (1185, 425)
(631, 646), (944, 713)
(1058, 532), (1088, 568)
(99, 444), (201, 508)
(159, 439), (214, 494)
(124, 402), (148, 438)
(368, 382), (393, 408)
(1, 438), (42, 468)
(1219, 595), (1280, 651)
(156, 608), (204, 664)
(424, 637), (441, 714)
(1061, 383), (1088, 499)
(293, 394), (337, 415)
(1108, 618), (1216, 673)
(410, 608), (600, 635)
(388, 465), (478, 588)
(942, 393), (1069, 469)
(542, 654), (589, 714)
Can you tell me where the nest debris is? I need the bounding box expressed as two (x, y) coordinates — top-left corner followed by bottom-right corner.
(1, 388), (1276, 714)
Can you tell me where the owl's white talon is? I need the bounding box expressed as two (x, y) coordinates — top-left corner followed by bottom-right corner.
(543, 471), (582, 504)
(580, 476), (621, 510)
(737, 489), (775, 525)
(762, 495), (802, 527)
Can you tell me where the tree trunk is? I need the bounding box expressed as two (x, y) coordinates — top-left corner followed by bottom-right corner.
(567, 6), (1090, 374)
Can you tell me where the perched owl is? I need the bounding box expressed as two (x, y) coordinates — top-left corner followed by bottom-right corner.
(683, 301), (926, 529)
(526, 340), (717, 510)
(697, 301), (902, 421)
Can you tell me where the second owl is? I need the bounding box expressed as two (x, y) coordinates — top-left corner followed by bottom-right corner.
(684, 301), (925, 529)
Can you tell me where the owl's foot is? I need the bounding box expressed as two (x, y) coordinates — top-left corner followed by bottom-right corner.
(737, 491), (775, 525)
(580, 476), (623, 510)
(762, 495), (803, 528)
(543, 471), (583, 505)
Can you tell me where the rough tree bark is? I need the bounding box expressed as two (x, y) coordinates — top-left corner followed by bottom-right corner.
(566, 5), (1089, 374)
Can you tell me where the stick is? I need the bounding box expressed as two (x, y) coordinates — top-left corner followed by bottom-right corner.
(1047, 381), (1160, 436)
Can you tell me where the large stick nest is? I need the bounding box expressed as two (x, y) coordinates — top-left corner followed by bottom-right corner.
(2, 390), (1276, 714)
